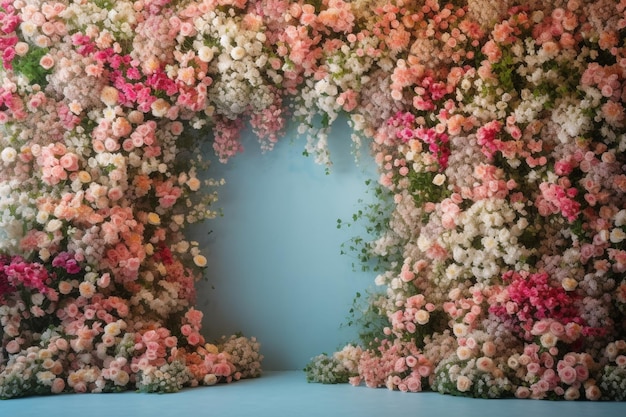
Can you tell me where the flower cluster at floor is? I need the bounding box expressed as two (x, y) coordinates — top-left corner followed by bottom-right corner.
(1, 0), (625, 401)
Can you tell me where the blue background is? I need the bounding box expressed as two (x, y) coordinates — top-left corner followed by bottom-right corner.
(191, 117), (379, 370)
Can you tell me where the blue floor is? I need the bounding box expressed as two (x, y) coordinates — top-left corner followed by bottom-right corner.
(1, 371), (625, 417)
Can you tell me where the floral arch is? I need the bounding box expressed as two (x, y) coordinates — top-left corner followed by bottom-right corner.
(1, 0), (626, 401)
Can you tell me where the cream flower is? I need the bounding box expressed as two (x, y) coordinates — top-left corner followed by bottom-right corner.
(456, 375), (472, 392)
(193, 254), (208, 267)
(0, 147), (17, 163)
(230, 46), (246, 60)
(197, 46), (215, 62)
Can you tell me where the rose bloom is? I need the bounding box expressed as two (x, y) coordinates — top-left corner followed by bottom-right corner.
(414, 309), (430, 325)
(482, 341), (496, 357)
(115, 370), (130, 386)
(527, 362), (541, 375)
(187, 308), (203, 323)
(197, 46), (214, 63)
(1, 146), (17, 163)
(456, 346), (473, 361)
(453, 323), (468, 337)
(188, 332), (202, 345)
(59, 153), (79, 171)
(5, 340), (21, 354)
(128, 110), (144, 124)
(147, 212), (161, 225)
(515, 386), (531, 399)
(558, 365), (577, 385)
(476, 357), (494, 373)
(564, 386), (580, 401)
(540, 332), (558, 348)
(187, 177), (201, 191)
(51, 378), (65, 394)
(151, 98), (171, 117)
(406, 376), (421, 392)
(507, 356), (519, 370)
(79, 281), (96, 298)
(585, 384), (601, 401)
(212, 362), (232, 377)
(14, 41), (29, 56)
(456, 375), (472, 392)
(39, 54), (55, 69)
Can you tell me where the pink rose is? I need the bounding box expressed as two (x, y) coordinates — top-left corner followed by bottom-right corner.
(5, 339), (21, 354)
(558, 365), (577, 385)
(212, 362), (232, 377)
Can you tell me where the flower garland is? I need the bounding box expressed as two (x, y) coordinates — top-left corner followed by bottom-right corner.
(1, 0), (625, 401)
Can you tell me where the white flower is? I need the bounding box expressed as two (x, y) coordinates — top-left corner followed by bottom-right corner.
(540, 333), (558, 348)
(0, 147), (17, 164)
(615, 210), (626, 227)
(45, 219), (63, 232)
(445, 263), (462, 281)
(230, 46), (246, 60)
(31, 293), (45, 306)
(197, 46), (214, 63)
(175, 240), (190, 253)
(432, 173), (446, 186)
(610, 228), (626, 244)
(36, 211), (49, 224)
(414, 310), (430, 325)
(204, 374), (218, 385)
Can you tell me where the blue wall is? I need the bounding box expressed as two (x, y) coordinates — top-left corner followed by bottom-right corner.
(192, 118), (378, 370)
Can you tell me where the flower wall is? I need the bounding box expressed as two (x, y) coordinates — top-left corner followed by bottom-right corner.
(1, 0), (625, 401)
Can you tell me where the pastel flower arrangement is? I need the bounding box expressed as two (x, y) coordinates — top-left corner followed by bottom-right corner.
(302, 0), (626, 402)
(1, 0), (625, 403)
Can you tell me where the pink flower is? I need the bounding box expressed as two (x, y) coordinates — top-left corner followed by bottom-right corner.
(558, 365), (577, 385)
(5, 339), (20, 354)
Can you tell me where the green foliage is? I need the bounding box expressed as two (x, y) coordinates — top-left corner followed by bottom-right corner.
(344, 290), (389, 349)
(491, 52), (523, 93)
(11, 47), (52, 88)
(405, 170), (451, 207)
(337, 179), (397, 273)
(303, 354), (353, 384)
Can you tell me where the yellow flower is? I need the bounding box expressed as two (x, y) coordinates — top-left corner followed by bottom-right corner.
(147, 212), (161, 225)
(205, 344), (219, 354)
(193, 254), (208, 267)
